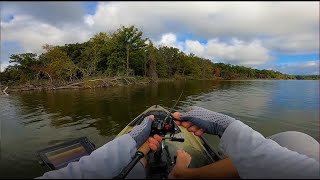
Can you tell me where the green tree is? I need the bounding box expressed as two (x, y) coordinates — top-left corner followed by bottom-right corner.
(2, 25), (297, 85)
(114, 25), (148, 76)
(146, 42), (158, 81)
(8, 53), (39, 82)
(40, 47), (77, 82)
(80, 32), (111, 76)
(158, 46), (184, 76)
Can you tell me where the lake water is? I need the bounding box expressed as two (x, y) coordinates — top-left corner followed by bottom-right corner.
(0, 80), (319, 178)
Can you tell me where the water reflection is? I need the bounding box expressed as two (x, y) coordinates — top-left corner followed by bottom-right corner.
(14, 80), (250, 136)
(0, 80), (319, 178)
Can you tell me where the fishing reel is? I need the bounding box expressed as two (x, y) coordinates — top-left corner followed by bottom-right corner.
(150, 115), (184, 142)
(150, 116), (172, 136)
(147, 114), (184, 179)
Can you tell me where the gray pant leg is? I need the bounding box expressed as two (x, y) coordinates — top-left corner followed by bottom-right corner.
(268, 131), (319, 161)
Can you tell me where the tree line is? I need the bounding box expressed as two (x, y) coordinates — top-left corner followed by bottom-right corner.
(1, 25), (313, 86)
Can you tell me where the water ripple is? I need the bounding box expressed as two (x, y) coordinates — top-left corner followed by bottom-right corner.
(1, 80), (319, 178)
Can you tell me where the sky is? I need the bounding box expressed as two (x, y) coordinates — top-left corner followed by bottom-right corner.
(0, 1), (319, 75)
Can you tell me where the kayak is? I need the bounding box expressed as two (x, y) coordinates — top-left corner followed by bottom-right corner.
(37, 104), (223, 178)
(115, 104), (223, 179)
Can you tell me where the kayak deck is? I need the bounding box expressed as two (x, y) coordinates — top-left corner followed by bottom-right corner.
(116, 105), (220, 169)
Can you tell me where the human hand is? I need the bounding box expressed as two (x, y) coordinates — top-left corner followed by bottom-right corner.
(128, 115), (163, 151)
(129, 115), (154, 148)
(148, 134), (163, 152)
(173, 106), (236, 137)
(137, 134), (163, 155)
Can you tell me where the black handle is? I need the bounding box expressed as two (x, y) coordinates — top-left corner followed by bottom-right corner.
(162, 137), (185, 142)
(170, 137), (185, 142)
(112, 151), (144, 179)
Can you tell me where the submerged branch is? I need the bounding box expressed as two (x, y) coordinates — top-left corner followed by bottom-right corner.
(3, 86), (9, 95)
(4, 76), (150, 93)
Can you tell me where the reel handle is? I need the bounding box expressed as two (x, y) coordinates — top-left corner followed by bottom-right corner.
(162, 137), (185, 142)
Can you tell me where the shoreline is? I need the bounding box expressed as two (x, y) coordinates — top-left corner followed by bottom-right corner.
(0, 77), (318, 95)
(0, 76), (150, 94)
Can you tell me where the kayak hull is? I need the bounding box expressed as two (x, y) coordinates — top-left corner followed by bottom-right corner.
(115, 105), (222, 169)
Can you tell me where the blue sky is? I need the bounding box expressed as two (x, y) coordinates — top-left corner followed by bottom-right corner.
(1, 1), (319, 75)
(83, 1), (98, 15)
(275, 53), (318, 64)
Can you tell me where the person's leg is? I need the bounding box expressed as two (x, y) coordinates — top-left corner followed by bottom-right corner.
(168, 150), (239, 179)
(268, 131), (319, 161)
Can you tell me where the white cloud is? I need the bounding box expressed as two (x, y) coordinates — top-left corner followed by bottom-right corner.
(0, 1), (318, 73)
(266, 33), (320, 54)
(2, 1), (318, 55)
(155, 33), (271, 66)
(0, 1), (93, 66)
(155, 33), (184, 50)
(185, 40), (205, 56)
(0, 2), (84, 26)
(85, 1), (319, 54)
(1, 15), (92, 54)
(266, 60), (319, 75)
(0, 41), (25, 72)
(205, 39), (271, 65)
(158, 33), (177, 47)
(0, 61), (10, 72)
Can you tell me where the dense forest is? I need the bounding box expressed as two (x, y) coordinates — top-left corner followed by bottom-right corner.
(0, 25), (317, 87)
(294, 75), (320, 80)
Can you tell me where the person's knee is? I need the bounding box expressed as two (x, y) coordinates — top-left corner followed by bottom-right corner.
(268, 131), (319, 161)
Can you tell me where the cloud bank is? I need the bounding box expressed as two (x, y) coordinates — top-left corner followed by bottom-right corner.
(1, 1), (319, 74)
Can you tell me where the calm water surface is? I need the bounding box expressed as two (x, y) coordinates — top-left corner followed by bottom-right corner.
(0, 80), (319, 178)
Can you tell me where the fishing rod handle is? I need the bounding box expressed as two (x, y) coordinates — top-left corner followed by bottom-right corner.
(162, 137), (185, 142)
(112, 151), (144, 179)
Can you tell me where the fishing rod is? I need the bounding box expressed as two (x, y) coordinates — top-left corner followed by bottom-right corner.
(168, 92), (223, 162)
(113, 90), (185, 179)
(165, 90), (184, 137)
(165, 90), (184, 121)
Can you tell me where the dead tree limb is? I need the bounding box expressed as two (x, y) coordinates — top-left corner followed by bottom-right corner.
(3, 86), (8, 95)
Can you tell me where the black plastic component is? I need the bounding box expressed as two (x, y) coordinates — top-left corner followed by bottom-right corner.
(164, 145), (173, 166)
(199, 136), (223, 162)
(150, 114), (179, 136)
(170, 137), (185, 142)
(37, 137), (95, 170)
(173, 155), (177, 164)
(112, 151), (144, 179)
(147, 149), (171, 179)
(116, 107), (185, 179)
(130, 109), (181, 135)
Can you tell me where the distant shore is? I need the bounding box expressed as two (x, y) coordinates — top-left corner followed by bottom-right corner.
(1, 76), (318, 95)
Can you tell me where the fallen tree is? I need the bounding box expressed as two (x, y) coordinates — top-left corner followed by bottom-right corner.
(4, 76), (151, 93)
(0, 85), (9, 95)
